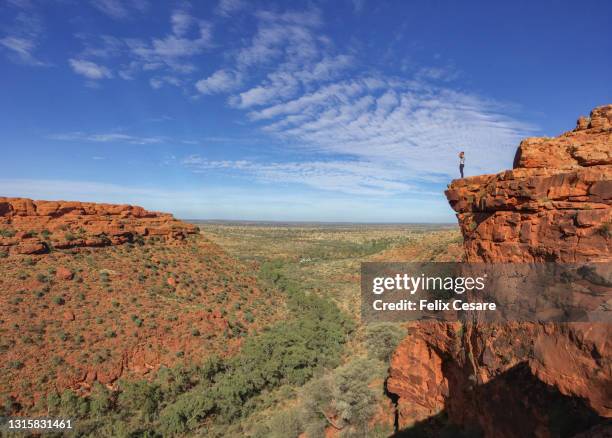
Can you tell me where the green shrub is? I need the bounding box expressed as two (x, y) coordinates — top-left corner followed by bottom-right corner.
(302, 358), (381, 434)
(155, 289), (353, 432)
(364, 323), (407, 362)
(60, 389), (89, 417)
(8, 360), (24, 369)
(27, 266), (356, 436)
(46, 392), (61, 415)
(118, 380), (162, 421)
(266, 407), (303, 438)
(89, 383), (112, 418)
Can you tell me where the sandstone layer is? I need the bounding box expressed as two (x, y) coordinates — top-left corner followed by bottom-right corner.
(388, 105), (611, 437)
(0, 198), (198, 255)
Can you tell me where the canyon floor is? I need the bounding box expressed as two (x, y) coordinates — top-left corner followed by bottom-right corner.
(198, 222), (464, 317)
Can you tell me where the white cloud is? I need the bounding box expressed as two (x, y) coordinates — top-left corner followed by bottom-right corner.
(59, 5), (535, 202)
(230, 55), (353, 109)
(169, 6), (535, 196)
(225, 10), (352, 109)
(246, 77), (534, 180)
(196, 69), (243, 94)
(182, 155), (414, 196)
(171, 10), (193, 36)
(72, 8), (212, 88)
(123, 11), (212, 82)
(149, 75), (182, 89)
(236, 10), (322, 68)
(91, 0), (149, 19)
(91, 0), (127, 19)
(49, 131), (164, 145)
(0, 36), (35, 58)
(0, 11), (45, 65)
(216, 0), (246, 17)
(69, 58), (112, 79)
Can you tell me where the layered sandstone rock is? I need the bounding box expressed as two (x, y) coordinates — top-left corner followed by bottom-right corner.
(387, 105), (611, 436)
(446, 104), (611, 263)
(0, 198), (198, 255)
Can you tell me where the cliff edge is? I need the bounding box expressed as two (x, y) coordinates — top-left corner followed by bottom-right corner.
(0, 198), (198, 255)
(387, 105), (611, 437)
(445, 104), (611, 263)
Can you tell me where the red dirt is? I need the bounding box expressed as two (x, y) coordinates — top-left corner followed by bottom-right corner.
(0, 199), (284, 410)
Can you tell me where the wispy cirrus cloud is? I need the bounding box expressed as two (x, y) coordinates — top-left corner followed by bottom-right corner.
(216, 0), (246, 17)
(195, 7), (353, 110)
(90, 0), (149, 20)
(244, 76), (534, 178)
(234, 10), (322, 67)
(182, 155), (415, 196)
(49, 131), (165, 145)
(14, 3), (537, 200)
(69, 58), (113, 79)
(48, 131), (202, 145)
(123, 8), (212, 79)
(229, 54), (353, 108)
(184, 7), (535, 195)
(195, 69), (243, 94)
(70, 7), (213, 88)
(0, 6), (46, 66)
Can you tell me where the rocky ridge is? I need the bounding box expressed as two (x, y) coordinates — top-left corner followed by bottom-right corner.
(0, 200), (281, 409)
(387, 105), (611, 436)
(0, 198), (198, 255)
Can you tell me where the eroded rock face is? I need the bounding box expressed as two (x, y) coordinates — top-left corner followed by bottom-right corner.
(0, 198), (198, 255)
(445, 104), (611, 263)
(387, 105), (611, 437)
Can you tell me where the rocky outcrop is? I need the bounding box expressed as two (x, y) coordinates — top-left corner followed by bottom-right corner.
(445, 104), (611, 263)
(0, 198), (198, 255)
(387, 105), (611, 436)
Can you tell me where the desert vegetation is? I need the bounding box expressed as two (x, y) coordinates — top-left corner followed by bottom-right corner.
(0, 222), (462, 436)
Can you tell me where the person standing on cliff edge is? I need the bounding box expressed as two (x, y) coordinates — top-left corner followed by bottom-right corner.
(459, 151), (465, 178)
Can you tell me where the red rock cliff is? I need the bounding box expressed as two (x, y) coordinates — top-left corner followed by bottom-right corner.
(445, 104), (611, 263)
(387, 105), (611, 437)
(0, 198), (198, 255)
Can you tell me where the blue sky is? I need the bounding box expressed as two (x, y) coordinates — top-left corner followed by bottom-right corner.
(1, 0), (610, 222)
